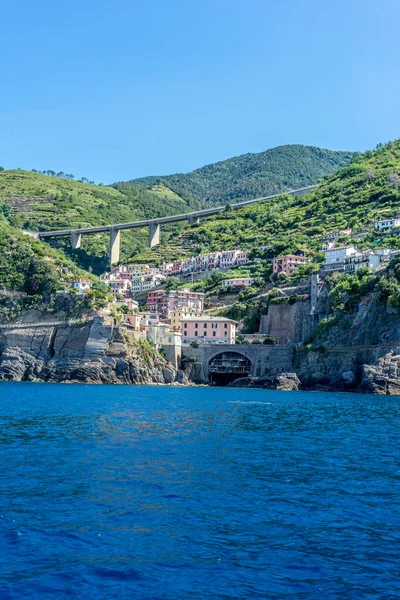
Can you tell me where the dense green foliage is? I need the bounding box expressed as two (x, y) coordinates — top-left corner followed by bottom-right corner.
(134, 145), (354, 205)
(0, 223), (93, 295)
(0, 145), (354, 273)
(130, 140), (400, 265)
(0, 171), (192, 271)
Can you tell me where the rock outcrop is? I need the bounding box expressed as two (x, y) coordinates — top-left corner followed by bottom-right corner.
(294, 346), (400, 395)
(0, 318), (176, 385)
(228, 373), (301, 391)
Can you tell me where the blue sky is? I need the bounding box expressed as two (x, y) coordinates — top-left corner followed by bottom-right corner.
(1, 0), (399, 183)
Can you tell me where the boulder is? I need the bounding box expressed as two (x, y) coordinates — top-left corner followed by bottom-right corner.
(341, 370), (356, 384)
(162, 366), (176, 384)
(227, 373), (301, 391)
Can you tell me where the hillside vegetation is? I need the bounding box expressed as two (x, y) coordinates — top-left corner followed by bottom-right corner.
(130, 140), (400, 265)
(0, 144), (352, 272)
(0, 171), (191, 271)
(0, 219), (111, 321)
(134, 145), (354, 205)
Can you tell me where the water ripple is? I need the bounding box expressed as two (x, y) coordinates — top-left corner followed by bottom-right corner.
(0, 383), (399, 599)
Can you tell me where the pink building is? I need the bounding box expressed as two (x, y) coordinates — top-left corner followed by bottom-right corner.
(108, 279), (132, 298)
(171, 260), (184, 275)
(180, 316), (237, 345)
(147, 289), (205, 319)
(273, 253), (308, 276)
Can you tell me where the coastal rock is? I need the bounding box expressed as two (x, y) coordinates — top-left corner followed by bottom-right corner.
(228, 373), (301, 391)
(184, 361), (206, 385)
(0, 318), (175, 386)
(341, 370), (356, 384)
(176, 369), (189, 385)
(163, 366), (176, 384)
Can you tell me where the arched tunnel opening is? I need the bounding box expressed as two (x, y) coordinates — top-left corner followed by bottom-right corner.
(209, 352), (252, 386)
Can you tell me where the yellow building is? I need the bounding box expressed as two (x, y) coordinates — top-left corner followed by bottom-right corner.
(170, 308), (202, 330)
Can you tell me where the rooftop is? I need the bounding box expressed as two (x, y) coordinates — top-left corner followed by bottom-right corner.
(224, 277), (254, 282)
(180, 316), (238, 324)
(324, 245), (357, 252)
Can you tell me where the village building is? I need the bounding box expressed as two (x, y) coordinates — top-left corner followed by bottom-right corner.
(73, 280), (91, 293)
(180, 316), (237, 345)
(324, 247), (394, 273)
(324, 246), (359, 266)
(273, 252), (308, 276)
(107, 279), (132, 298)
(221, 277), (255, 288)
(169, 308), (203, 330)
(374, 213), (400, 232)
(322, 228), (353, 240)
(157, 250), (250, 277)
(147, 289), (205, 319)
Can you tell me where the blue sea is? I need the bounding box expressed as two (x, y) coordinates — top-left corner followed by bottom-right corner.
(0, 384), (399, 599)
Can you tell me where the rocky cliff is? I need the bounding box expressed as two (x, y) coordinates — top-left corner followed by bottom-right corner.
(0, 318), (180, 385)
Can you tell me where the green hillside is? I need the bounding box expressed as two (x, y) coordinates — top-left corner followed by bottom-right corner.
(129, 140), (400, 266)
(0, 171), (191, 272)
(0, 219), (110, 321)
(133, 144), (354, 205)
(0, 144), (352, 273)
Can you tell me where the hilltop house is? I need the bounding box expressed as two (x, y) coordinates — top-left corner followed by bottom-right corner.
(73, 280), (91, 293)
(324, 246), (394, 273)
(273, 251), (308, 276)
(324, 246), (359, 265)
(323, 228), (353, 240)
(221, 277), (255, 288)
(374, 213), (400, 232)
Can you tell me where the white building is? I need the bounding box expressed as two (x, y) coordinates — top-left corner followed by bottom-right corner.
(374, 216), (400, 232)
(324, 246), (359, 265)
(73, 280), (91, 292)
(221, 278), (255, 288)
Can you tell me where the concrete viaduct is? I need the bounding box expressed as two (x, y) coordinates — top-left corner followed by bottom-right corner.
(36, 185), (316, 265)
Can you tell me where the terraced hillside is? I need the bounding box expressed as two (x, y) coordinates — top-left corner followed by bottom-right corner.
(0, 171), (190, 272)
(129, 140), (400, 265)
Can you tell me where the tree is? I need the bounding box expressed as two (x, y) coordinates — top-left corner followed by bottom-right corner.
(209, 270), (225, 286)
(165, 277), (181, 290)
(387, 172), (400, 188)
(0, 166), (4, 172)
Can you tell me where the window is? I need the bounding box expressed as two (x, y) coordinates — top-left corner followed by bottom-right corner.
(213, 331), (216, 337)
(212, 323), (217, 329)
(195, 323), (198, 329)
(204, 323), (207, 328)
(224, 323), (228, 329)
(195, 331), (198, 337)
(184, 323), (187, 329)
(224, 331), (227, 337)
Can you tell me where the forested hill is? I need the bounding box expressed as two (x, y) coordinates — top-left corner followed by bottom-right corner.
(132, 145), (354, 206)
(129, 140), (400, 264)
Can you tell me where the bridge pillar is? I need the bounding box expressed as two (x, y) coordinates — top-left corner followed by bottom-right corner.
(149, 222), (160, 248)
(109, 228), (121, 265)
(188, 215), (200, 225)
(71, 232), (82, 249)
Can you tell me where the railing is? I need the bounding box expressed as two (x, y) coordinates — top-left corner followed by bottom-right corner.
(209, 365), (250, 373)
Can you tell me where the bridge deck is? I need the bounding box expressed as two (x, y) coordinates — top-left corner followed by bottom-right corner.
(37, 185), (316, 238)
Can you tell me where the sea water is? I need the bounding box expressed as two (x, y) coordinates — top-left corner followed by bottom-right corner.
(0, 383), (399, 599)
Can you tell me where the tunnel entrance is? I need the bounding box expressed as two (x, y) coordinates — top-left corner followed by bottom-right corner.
(209, 352), (252, 386)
